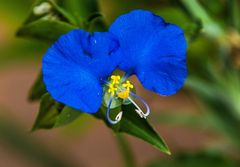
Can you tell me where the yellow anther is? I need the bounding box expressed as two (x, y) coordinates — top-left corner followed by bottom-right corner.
(122, 80), (134, 90)
(118, 90), (130, 99)
(108, 84), (117, 96)
(110, 75), (121, 84)
(108, 76), (133, 98)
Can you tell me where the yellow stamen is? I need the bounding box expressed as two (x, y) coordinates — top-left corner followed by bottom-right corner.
(122, 80), (134, 90)
(110, 75), (121, 84)
(108, 76), (134, 98)
(118, 90), (130, 99)
(108, 84), (117, 96)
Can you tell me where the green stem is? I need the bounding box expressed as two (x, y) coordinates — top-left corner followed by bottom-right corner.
(115, 134), (137, 167)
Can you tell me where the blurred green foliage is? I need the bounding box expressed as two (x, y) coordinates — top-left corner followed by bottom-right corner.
(0, 0), (45, 67)
(147, 151), (240, 167)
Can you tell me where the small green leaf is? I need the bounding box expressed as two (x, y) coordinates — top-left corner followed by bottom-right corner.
(24, 0), (77, 25)
(94, 103), (170, 154)
(120, 104), (170, 154)
(31, 93), (59, 131)
(32, 93), (84, 130)
(54, 106), (82, 128)
(33, 92), (169, 153)
(28, 71), (47, 101)
(16, 18), (77, 42)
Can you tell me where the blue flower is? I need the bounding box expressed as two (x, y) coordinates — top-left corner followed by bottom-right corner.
(42, 30), (120, 113)
(109, 10), (187, 96)
(42, 10), (187, 124)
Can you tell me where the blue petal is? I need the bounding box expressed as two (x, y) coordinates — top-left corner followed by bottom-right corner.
(42, 30), (119, 113)
(109, 10), (187, 96)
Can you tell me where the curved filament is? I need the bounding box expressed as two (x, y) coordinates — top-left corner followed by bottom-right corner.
(128, 92), (150, 119)
(106, 96), (123, 124)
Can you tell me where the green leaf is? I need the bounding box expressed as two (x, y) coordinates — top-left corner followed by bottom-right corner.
(95, 103), (170, 154)
(61, 0), (99, 23)
(24, 0), (77, 25)
(54, 106), (82, 128)
(32, 93), (83, 131)
(28, 71), (47, 101)
(17, 18), (77, 42)
(33, 93), (169, 153)
(31, 93), (60, 131)
(120, 104), (170, 154)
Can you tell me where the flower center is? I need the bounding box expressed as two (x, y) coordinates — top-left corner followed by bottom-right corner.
(105, 74), (151, 125)
(107, 75), (134, 99)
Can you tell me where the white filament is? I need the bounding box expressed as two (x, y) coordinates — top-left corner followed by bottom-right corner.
(127, 93), (150, 119)
(106, 96), (123, 124)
